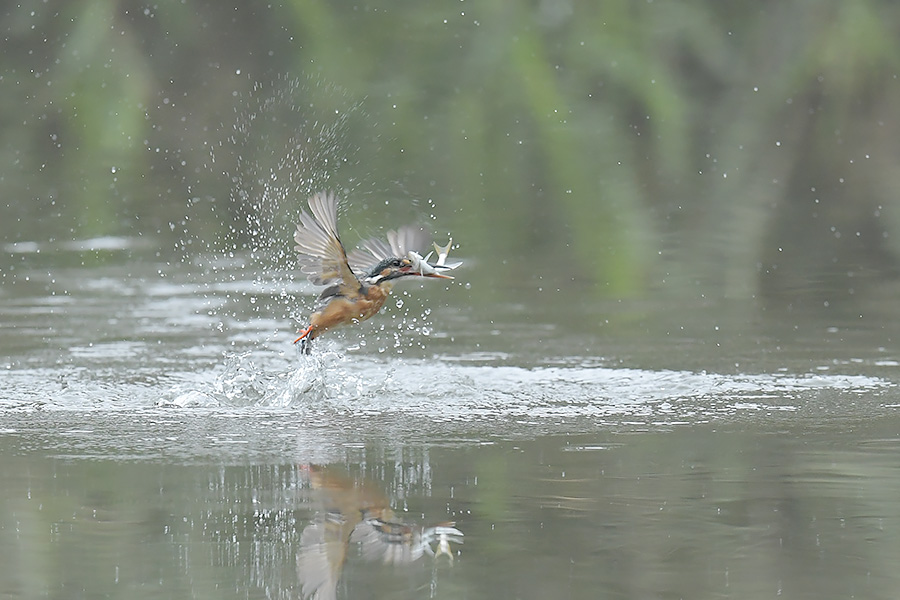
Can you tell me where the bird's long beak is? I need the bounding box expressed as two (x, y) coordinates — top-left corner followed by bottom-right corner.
(400, 264), (454, 280)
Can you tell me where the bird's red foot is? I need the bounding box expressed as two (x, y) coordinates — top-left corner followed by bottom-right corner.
(293, 325), (313, 344)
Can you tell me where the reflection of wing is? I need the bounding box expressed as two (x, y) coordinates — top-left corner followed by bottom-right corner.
(296, 512), (355, 600)
(293, 192), (360, 297)
(347, 226), (430, 274)
(350, 518), (427, 564)
(297, 465), (464, 598)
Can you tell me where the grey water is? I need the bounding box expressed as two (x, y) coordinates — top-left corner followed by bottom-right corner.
(2, 241), (900, 599)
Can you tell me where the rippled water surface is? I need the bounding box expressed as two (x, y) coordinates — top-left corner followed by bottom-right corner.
(3, 245), (900, 599)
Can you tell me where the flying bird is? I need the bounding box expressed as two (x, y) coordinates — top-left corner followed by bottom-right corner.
(292, 191), (460, 354)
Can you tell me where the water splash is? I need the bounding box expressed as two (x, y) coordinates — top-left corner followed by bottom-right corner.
(221, 76), (365, 254)
(177, 76), (368, 338)
(159, 347), (395, 410)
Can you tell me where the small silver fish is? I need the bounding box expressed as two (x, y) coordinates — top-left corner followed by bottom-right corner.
(407, 240), (461, 278)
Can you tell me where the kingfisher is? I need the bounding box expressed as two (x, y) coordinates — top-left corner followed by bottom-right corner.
(292, 191), (460, 354)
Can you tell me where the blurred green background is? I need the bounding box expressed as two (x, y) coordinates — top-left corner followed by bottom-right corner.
(3, 0), (900, 305)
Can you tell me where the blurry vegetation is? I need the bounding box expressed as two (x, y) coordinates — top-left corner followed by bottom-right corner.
(2, 0), (900, 302)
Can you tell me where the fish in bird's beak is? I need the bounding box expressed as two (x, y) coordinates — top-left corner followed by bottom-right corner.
(403, 255), (453, 279)
(407, 245), (460, 279)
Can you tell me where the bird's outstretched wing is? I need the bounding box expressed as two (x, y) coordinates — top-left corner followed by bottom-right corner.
(347, 225), (430, 274)
(293, 192), (361, 297)
(296, 513), (351, 600)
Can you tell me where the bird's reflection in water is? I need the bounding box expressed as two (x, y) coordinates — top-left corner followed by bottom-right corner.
(297, 464), (463, 600)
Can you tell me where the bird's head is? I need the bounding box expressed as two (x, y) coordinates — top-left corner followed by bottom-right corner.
(363, 256), (453, 286)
